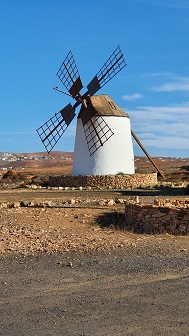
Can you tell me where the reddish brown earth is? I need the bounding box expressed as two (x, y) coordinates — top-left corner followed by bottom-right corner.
(0, 152), (189, 181)
(1, 190), (189, 256)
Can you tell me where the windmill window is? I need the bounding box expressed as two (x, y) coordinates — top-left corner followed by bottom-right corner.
(108, 101), (117, 110)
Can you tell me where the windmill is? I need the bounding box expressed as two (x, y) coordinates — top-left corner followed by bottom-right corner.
(37, 46), (166, 179)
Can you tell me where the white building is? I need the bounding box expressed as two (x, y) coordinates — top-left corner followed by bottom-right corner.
(72, 94), (134, 176)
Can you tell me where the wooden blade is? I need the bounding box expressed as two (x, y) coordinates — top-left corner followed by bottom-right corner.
(36, 104), (75, 153)
(56, 50), (83, 97)
(83, 116), (114, 156)
(87, 46), (126, 96)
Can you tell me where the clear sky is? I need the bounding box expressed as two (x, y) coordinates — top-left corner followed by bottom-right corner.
(0, 0), (189, 157)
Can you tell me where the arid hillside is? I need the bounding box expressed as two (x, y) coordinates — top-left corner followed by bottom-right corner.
(0, 151), (73, 175)
(0, 151), (189, 182)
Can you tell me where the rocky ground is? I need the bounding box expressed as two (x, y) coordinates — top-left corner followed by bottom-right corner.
(0, 188), (189, 335)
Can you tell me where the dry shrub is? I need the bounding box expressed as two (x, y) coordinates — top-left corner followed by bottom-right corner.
(1, 170), (26, 183)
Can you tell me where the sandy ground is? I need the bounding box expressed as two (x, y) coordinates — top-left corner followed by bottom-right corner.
(0, 189), (189, 335)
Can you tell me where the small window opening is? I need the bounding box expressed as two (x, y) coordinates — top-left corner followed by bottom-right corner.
(108, 101), (117, 110)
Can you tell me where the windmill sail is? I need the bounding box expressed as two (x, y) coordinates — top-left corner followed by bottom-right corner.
(56, 50), (83, 97)
(87, 45), (126, 96)
(83, 115), (114, 156)
(37, 46), (126, 155)
(36, 104), (75, 153)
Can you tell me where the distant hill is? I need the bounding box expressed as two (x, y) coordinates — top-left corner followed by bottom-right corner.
(0, 151), (73, 174)
(0, 151), (189, 179)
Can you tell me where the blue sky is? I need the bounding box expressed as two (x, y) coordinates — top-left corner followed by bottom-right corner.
(0, 0), (189, 157)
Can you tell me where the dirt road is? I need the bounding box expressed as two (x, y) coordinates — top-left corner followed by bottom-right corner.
(0, 189), (189, 335)
(1, 250), (189, 336)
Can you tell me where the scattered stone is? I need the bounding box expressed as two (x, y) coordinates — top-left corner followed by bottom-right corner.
(0, 203), (8, 208)
(69, 199), (76, 205)
(116, 199), (125, 204)
(28, 201), (35, 207)
(154, 199), (160, 206)
(20, 200), (29, 207)
(134, 196), (139, 203)
(30, 185), (38, 189)
(107, 199), (115, 206)
(11, 202), (20, 208)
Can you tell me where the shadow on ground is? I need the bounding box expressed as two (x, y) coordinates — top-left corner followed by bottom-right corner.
(94, 211), (126, 230)
(117, 186), (189, 197)
(94, 186), (189, 232)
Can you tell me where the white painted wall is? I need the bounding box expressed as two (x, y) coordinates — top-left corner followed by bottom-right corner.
(72, 116), (135, 175)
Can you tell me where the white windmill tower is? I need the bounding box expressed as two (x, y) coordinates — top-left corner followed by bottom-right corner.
(72, 94), (134, 175)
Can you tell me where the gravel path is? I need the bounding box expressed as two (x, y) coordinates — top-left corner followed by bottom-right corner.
(1, 250), (189, 336)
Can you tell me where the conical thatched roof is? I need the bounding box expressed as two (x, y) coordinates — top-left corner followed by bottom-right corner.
(79, 94), (129, 125)
(89, 94), (128, 117)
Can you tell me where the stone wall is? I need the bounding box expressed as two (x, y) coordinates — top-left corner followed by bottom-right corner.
(124, 198), (189, 235)
(49, 173), (157, 188)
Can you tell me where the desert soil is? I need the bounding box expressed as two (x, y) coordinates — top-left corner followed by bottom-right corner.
(0, 189), (189, 336)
